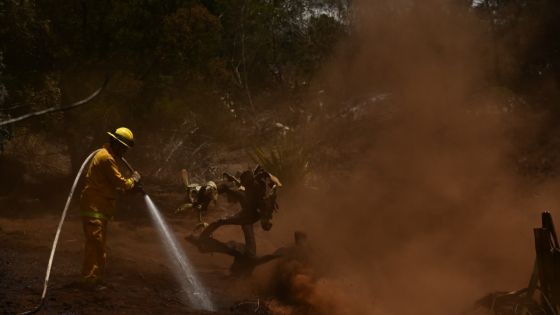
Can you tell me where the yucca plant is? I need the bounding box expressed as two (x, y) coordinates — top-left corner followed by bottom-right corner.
(247, 137), (310, 187)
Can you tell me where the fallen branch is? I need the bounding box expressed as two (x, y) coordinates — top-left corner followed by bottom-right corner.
(0, 77), (109, 127)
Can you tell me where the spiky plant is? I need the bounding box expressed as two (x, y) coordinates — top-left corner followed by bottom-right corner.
(247, 136), (310, 186)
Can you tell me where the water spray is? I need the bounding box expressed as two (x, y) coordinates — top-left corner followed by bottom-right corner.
(20, 152), (214, 314)
(144, 195), (215, 310)
(121, 158), (215, 311)
(19, 149), (100, 315)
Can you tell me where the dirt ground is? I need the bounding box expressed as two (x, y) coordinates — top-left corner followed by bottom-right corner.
(0, 190), (284, 315)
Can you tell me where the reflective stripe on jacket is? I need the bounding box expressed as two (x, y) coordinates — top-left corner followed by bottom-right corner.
(80, 144), (135, 219)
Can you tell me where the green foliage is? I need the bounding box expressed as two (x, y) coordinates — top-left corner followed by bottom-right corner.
(0, 0), (348, 172)
(158, 3), (223, 78)
(247, 136), (310, 186)
(1, 0), (349, 110)
(474, 0), (560, 94)
(473, 0), (560, 176)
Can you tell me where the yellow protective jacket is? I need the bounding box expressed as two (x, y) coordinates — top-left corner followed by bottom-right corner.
(80, 144), (135, 220)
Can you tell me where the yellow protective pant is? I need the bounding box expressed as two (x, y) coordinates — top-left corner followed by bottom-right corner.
(81, 218), (107, 285)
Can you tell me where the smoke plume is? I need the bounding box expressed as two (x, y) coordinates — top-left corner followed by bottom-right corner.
(262, 1), (560, 314)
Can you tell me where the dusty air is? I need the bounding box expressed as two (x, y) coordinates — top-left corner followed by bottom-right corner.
(2, 1), (560, 315)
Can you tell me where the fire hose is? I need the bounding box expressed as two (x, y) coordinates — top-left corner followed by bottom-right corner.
(19, 149), (100, 315)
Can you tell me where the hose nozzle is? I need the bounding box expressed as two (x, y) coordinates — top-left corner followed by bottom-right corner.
(135, 182), (147, 196)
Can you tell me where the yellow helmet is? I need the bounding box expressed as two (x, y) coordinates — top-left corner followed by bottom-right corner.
(107, 127), (134, 148)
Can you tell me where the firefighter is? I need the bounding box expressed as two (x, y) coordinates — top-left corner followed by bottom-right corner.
(79, 127), (141, 288)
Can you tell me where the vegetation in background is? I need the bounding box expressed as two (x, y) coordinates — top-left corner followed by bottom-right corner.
(0, 0), (349, 178)
(2, 0), (560, 186)
(473, 0), (560, 178)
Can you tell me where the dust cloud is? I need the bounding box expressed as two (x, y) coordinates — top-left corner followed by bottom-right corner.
(259, 1), (560, 314)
